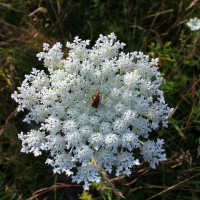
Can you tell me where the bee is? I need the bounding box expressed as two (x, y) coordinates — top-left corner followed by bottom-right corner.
(92, 90), (100, 108)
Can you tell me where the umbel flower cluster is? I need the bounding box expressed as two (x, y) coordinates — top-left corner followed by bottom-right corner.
(186, 17), (200, 31)
(12, 33), (173, 190)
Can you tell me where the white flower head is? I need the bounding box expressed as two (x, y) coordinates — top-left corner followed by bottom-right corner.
(12, 33), (173, 189)
(186, 17), (200, 31)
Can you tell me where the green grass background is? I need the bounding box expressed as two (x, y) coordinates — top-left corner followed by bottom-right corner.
(0, 0), (200, 199)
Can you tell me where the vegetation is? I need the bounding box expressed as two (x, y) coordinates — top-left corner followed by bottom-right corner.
(0, 0), (200, 199)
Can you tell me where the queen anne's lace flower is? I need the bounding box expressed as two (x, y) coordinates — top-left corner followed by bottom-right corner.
(186, 17), (200, 31)
(12, 33), (173, 190)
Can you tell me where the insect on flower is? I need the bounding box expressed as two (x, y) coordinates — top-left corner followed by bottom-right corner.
(92, 90), (100, 108)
